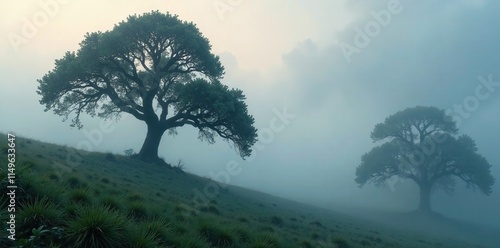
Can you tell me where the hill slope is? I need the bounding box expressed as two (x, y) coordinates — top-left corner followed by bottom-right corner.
(1, 133), (498, 247)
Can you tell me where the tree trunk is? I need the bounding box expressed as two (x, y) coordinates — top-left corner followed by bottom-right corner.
(418, 183), (432, 213)
(138, 123), (165, 163)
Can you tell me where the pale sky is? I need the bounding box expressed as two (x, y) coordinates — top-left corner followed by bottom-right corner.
(1, 0), (499, 227)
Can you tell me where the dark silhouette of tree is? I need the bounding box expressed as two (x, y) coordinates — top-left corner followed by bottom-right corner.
(37, 11), (257, 164)
(355, 106), (494, 213)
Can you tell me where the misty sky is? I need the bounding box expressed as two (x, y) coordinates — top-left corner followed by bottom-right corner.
(1, 0), (499, 227)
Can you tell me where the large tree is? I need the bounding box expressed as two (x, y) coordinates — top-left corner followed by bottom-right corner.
(355, 106), (494, 213)
(37, 11), (257, 163)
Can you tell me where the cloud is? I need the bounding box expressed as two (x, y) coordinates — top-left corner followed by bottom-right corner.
(265, 0), (500, 224)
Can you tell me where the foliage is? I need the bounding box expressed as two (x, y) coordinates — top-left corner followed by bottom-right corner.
(65, 205), (127, 248)
(37, 11), (257, 161)
(127, 201), (148, 220)
(174, 159), (186, 172)
(18, 197), (63, 236)
(249, 232), (281, 248)
(141, 217), (172, 245)
(355, 106), (495, 211)
(17, 225), (65, 248)
(198, 218), (237, 247)
(125, 226), (159, 248)
(124, 148), (135, 157)
(99, 195), (123, 211)
(172, 233), (210, 248)
(68, 188), (93, 205)
(66, 176), (82, 188)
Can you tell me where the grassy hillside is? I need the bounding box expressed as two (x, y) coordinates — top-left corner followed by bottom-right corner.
(0, 133), (497, 247)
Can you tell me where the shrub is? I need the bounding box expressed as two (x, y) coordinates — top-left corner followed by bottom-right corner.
(198, 218), (237, 248)
(249, 232), (281, 248)
(26, 176), (65, 203)
(18, 225), (65, 248)
(142, 217), (172, 245)
(64, 202), (81, 220)
(16, 170), (44, 201)
(126, 226), (159, 248)
(68, 188), (92, 205)
(124, 148), (135, 157)
(232, 224), (252, 243)
(18, 197), (63, 236)
(100, 195), (122, 211)
(174, 159), (186, 171)
(128, 201), (148, 220)
(65, 205), (127, 248)
(173, 233), (210, 248)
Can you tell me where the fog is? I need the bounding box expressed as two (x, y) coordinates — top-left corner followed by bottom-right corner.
(1, 0), (499, 232)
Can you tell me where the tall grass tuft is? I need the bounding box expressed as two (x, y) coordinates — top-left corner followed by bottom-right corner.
(126, 225), (159, 248)
(68, 188), (92, 205)
(99, 195), (123, 211)
(65, 205), (127, 248)
(142, 217), (172, 244)
(18, 197), (63, 236)
(172, 233), (210, 248)
(249, 232), (281, 248)
(127, 201), (148, 220)
(66, 176), (82, 189)
(197, 218), (237, 248)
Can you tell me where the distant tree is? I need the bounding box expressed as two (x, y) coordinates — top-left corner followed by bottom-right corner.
(123, 149), (135, 157)
(355, 106), (495, 213)
(37, 11), (258, 164)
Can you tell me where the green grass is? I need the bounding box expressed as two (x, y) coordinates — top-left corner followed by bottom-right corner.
(17, 197), (63, 235)
(125, 225), (159, 248)
(197, 217), (238, 247)
(127, 201), (149, 220)
(0, 133), (497, 248)
(68, 188), (92, 205)
(65, 205), (127, 248)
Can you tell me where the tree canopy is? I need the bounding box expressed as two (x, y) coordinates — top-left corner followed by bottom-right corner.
(37, 11), (258, 163)
(355, 106), (494, 212)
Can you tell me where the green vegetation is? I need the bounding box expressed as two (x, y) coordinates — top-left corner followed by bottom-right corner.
(65, 205), (127, 248)
(36, 11), (258, 164)
(356, 106), (495, 213)
(0, 133), (493, 247)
